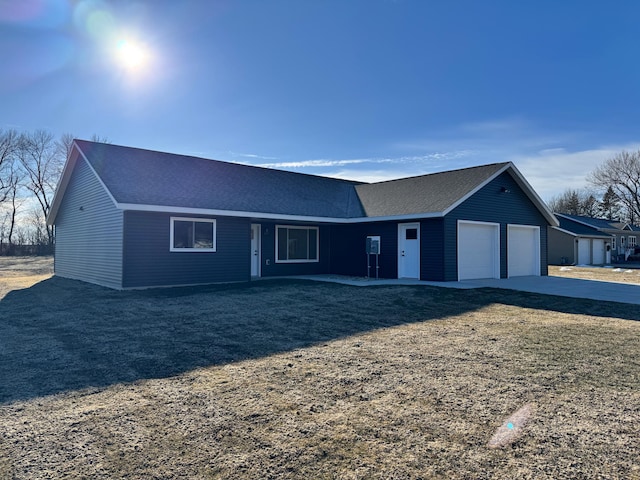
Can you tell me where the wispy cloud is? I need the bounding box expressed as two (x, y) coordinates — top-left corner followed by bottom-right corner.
(255, 151), (473, 171)
(227, 151), (279, 161)
(220, 117), (640, 199)
(256, 158), (373, 168)
(511, 143), (640, 201)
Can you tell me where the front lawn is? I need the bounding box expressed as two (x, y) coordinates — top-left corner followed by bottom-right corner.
(0, 259), (638, 479)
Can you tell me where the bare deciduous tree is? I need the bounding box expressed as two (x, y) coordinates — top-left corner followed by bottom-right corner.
(547, 188), (600, 217)
(17, 130), (64, 246)
(588, 149), (640, 224)
(0, 129), (19, 203)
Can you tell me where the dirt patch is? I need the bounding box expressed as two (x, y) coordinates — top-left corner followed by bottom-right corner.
(1, 259), (639, 479)
(550, 265), (640, 285)
(0, 256), (54, 299)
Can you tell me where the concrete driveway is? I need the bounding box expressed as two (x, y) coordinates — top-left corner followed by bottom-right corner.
(458, 276), (640, 306)
(281, 274), (640, 306)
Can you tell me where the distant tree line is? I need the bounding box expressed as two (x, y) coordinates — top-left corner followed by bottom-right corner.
(2, 128), (640, 255)
(0, 129), (106, 255)
(548, 149), (640, 224)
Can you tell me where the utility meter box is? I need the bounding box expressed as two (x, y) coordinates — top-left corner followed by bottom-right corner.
(366, 236), (381, 255)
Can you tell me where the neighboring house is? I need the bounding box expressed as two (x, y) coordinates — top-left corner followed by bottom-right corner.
(550, 213), (639, 265)
(46, 140), (558, 289)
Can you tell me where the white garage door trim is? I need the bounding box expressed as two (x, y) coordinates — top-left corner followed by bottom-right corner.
(507, 224), (540, 277)
(457, 220), (500, 281)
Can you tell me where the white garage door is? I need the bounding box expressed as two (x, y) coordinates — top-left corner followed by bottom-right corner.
(592, 240), (605, 265)
(577, 238), (591, 265)
(507, 225), (540, 277)
(592, 239), (605, 265)
(458, 221), (500, 280)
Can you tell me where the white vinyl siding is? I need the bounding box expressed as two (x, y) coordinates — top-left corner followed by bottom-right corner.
(54, 156), (123, 289)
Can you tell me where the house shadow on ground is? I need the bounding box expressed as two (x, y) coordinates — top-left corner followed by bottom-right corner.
(1, 276), (639, 404)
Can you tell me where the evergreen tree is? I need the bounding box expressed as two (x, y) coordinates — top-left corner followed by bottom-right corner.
(599, 186), (621, 220)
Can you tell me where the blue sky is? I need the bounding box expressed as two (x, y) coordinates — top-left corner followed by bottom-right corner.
(2, 0), (640, 201)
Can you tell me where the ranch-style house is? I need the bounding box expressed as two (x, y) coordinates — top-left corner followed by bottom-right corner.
(46, 140), (559, 289)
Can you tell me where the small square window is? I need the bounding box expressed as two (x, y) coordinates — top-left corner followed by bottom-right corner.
(406, 228), (418, 240)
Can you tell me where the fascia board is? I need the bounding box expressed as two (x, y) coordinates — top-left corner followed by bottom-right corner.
(46, 144), (80, 226)
(441, 164), (511, 217)
(504, 163), (560, 227)
(441, 163), (559, 227)
(47, 141), (120, 226)
(116, 203), (444, 224)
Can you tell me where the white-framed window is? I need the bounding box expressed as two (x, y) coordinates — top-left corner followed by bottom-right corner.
(621, 236), (626, 248)
(170, 217), (216, 252)
(629, 236), (637, 248)
(611, 236), (616, 250)
(276, 225), (319, 263)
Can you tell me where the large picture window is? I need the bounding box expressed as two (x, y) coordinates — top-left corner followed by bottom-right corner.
(276, 226), (318, 263)
(170, 217), (216, 252)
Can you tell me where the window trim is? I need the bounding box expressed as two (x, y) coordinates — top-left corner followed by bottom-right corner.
(611, 236), (616, 250)
(629, 236), (637, 248)
(275, 225), (319, 263)
(170, 216), (217, 252)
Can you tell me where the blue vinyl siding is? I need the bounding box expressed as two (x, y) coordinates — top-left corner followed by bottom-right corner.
(330, 222), (398, 278)
(122, 212), (249, 288)
(54, 156), (123, 289)
(421, 218), (445, 281)
(548, 227), (577, 265)
(259, 222), (331, 276)
(443, 172), (549, 281)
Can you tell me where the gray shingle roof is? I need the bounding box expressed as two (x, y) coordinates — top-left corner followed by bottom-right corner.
(556, 216), (612, 238)
(47, 140), (554, 226)
(354, 163), (508, 216)
(75, 140), (366, 218)
(556, 214), (628, 232)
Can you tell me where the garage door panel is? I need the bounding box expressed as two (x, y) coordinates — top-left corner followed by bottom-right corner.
(592, 239), (605, 265)
(458, 222), (499, 280)
(577, 238), (590, 265)
(508, 225), (540, 277)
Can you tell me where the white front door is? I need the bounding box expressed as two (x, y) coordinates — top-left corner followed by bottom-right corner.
(398, 223), (420, 279)
(251, 224), (261, 277)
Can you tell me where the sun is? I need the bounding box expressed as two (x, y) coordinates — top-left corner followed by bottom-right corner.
(114, 37), (151, 73)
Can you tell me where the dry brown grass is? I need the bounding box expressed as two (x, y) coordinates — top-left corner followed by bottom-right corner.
(550, 264), (640, 285)
(1, 257), (639, 479)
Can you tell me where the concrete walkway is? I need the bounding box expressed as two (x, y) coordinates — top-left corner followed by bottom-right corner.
(274, 274), (640, 306)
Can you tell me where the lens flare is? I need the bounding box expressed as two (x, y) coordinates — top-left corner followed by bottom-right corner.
(115, 38), (150, 72)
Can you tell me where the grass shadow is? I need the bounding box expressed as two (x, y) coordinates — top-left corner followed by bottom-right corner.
(1, 276), (638, 404)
